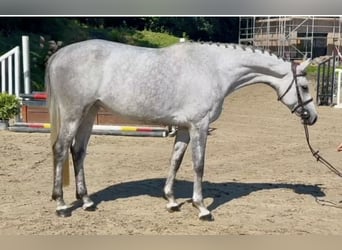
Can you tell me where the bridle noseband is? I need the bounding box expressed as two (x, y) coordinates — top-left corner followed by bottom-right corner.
(277, 62), (313, 119)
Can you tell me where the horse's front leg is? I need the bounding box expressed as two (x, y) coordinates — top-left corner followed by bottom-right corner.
(164, 129), (190, 211)
(189, 118), (213, 221)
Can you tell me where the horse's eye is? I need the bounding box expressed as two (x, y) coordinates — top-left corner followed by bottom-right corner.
(301, 85), (309, 91)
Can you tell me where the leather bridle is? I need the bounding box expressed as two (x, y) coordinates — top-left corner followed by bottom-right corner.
(277, 62), (313, 120)
(272, 62), (342, 209)
(278, 63), (342, 197)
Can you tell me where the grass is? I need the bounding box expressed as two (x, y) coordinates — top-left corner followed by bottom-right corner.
(109, 28), (180, 48)
(306, 64), (342, 80)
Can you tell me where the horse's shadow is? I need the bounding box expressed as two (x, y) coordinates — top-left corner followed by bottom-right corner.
(69, 178), (325, 213)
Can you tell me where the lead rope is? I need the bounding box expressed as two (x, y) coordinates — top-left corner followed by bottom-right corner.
(290, 63), (342, 207)
(303, 124), (342, 208)
(304, 124), (342, 177)
(291, 62), (342, 178)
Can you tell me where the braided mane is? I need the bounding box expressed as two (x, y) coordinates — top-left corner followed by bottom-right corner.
(188, 40), (285, 61)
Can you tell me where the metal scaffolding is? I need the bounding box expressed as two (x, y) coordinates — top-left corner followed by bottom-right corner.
(239, 16), (342, 60)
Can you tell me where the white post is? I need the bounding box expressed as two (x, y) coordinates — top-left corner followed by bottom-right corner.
(334, 69), (342, 108)
(8, 55), (13, 95)
(1, 61), (5, 92)
(22, 35), (30, 94)
(14, 46), (20, 97)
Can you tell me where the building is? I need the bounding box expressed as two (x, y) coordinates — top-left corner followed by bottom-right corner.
(239, 16), (342, 60)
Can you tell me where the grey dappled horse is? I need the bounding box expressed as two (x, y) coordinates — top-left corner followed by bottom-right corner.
(47, 40), (318, 220)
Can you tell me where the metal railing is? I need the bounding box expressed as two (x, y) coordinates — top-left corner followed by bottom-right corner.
(316, 55), (336, 105)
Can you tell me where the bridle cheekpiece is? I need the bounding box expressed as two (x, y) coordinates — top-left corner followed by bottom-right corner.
(277, 62), (313, 120)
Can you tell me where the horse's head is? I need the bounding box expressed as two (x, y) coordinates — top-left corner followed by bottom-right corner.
(278, 59), (318, 125)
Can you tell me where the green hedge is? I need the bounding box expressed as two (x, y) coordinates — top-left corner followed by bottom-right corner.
(0, 93), (20, 121)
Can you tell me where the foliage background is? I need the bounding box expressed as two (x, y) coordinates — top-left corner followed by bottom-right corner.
(0, 93), (20, 120)
(0, 17), (239, 91)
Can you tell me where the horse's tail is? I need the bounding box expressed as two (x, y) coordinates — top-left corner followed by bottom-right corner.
(46, 54), (70, 187)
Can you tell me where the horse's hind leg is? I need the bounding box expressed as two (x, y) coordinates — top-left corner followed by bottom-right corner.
(52, 117), (81, 217)
(70, 105), (99, 211)
(164, 128), (190, 212)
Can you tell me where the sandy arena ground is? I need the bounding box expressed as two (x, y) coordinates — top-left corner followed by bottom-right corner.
(1, 82), (342, 235)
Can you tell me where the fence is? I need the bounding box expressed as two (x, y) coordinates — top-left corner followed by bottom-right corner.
(0, 46), (20, 96)
(316, 55), (336, 105)
(0, 36), (30, 97)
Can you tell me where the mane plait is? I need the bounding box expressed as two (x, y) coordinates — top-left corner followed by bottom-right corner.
(193, 40), (286, 62)
(236, 44), (284, 61)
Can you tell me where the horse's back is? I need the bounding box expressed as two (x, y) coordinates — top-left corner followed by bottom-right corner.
(47, 40), (224, 125)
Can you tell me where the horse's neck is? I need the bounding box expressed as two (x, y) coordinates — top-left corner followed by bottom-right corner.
(221, 51), (292, 96)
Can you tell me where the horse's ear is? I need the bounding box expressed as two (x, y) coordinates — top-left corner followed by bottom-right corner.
(297, 59), (311, 73)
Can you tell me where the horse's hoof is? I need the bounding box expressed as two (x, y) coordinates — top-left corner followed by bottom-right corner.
(83, 204), (97, 212)
(166, 203), (180, 212)
(167, 205), (180, 212)
(55, 208), (72, 217)
(199, 213), (214, 221)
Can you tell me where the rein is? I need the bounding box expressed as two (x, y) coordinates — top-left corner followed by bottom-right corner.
(288, 62), (342, 178)
(304, 123), (342, 208)
(281, 62), (342, 208)
(303, 124), (342, 178)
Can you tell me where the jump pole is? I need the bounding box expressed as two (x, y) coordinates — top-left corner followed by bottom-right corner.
(10, 122), (169, 137)
(20, 92), (47, 100)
